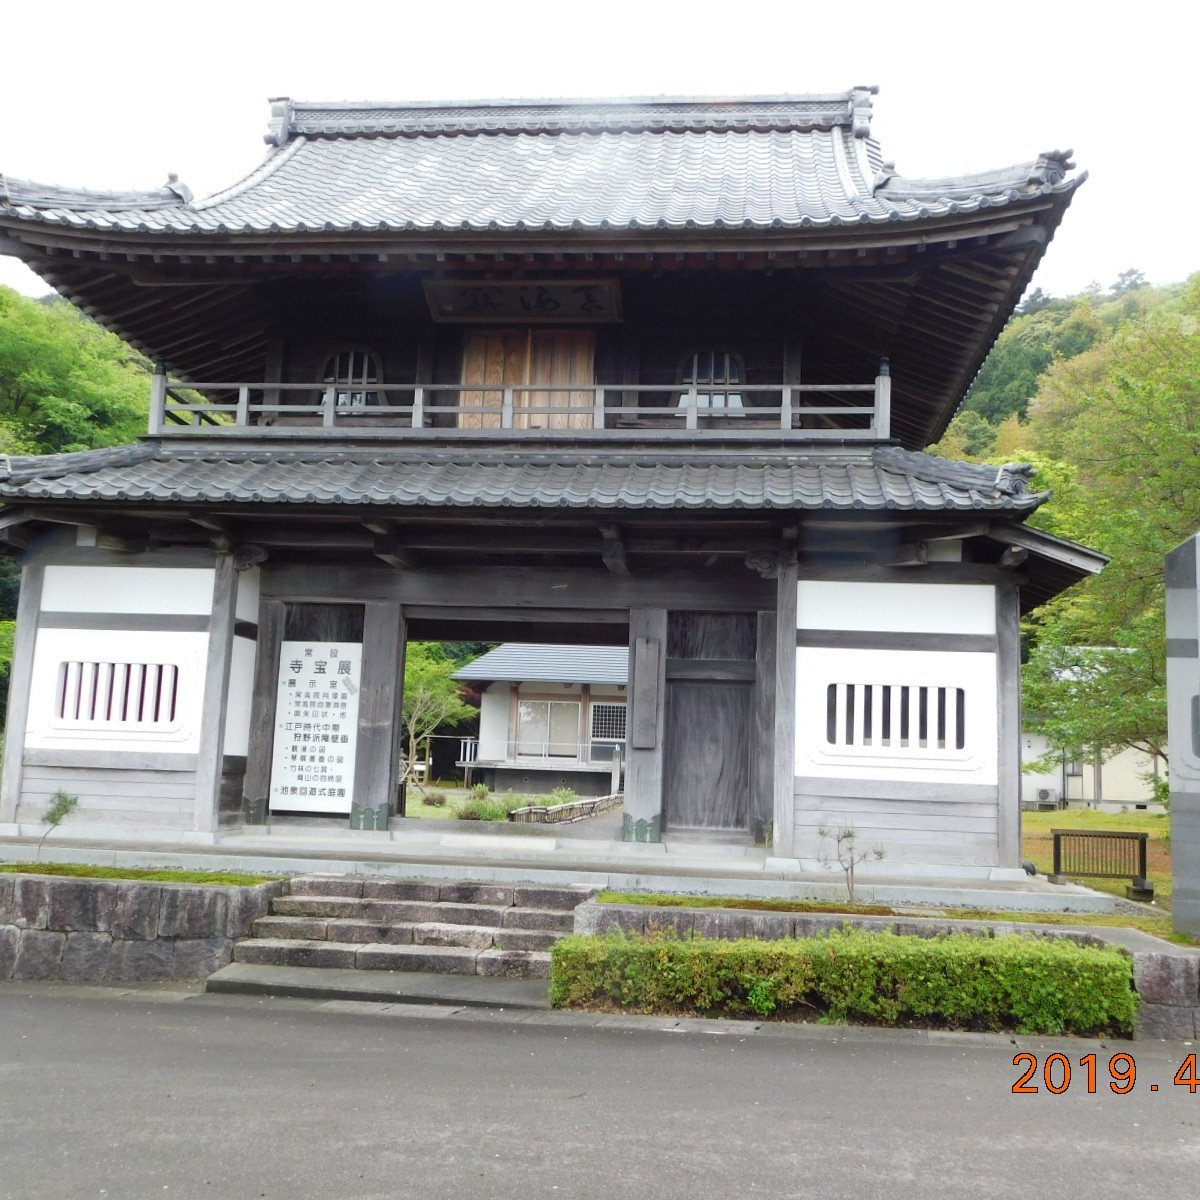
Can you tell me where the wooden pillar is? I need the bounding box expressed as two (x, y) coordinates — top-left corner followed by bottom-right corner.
(0, 562), (44, 824)
(995, 584), (1022, 868)
(752, 610), (777, 843)
(350, 600), (406, 830)
(242, 598), (284, 824)
(194, 553), (237, 834)
(624, 607), (666, 841)
(772, 559), (798, 858)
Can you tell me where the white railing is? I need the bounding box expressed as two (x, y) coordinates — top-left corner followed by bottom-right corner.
(455, 738), (623, 765)
(149, 365), (893, 440)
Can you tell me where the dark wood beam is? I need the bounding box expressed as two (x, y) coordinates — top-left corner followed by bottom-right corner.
(599, 525), (631, 576)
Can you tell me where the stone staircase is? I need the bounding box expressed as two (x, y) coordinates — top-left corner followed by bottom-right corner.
(229, 875), (595, 981)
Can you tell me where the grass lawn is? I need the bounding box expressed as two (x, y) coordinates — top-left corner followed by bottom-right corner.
(0, 863), (280, 886)
(1022, 808), (1171, 909)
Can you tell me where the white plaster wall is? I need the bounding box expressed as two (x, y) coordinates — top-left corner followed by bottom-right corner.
(590, 685), (628, 698)
(795, 646), (998, 785)
(477, 683), (512, 759)
(223, 635), (257, 757)
(41, 566), (215, 615)
(235, 568), (261, 623)
(1021, 731), (1160, 804)
(24, 628), (209, 753)
(797, 581), (996, 635)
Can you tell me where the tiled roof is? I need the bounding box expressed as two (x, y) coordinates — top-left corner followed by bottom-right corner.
(0, 444), (1044, 513)
(0, 92), (1080, 236)
(453, 643), (628, 685)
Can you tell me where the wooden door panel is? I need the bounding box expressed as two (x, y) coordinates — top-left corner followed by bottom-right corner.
(461, 329), (593, 429)
(662, 681), (752, 830)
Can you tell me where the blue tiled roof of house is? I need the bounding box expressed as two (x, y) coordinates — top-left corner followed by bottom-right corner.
(453, 643), (628, 685)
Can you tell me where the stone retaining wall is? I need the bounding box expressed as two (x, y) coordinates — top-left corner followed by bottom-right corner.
(0, 874), (285, 983)
(575, 902), (1200, 1040)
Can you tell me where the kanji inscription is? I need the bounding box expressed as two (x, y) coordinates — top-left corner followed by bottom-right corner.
(268, 640), (362, 814)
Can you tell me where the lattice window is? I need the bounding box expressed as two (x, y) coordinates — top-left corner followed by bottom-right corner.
(590, 701), (627, 741)
(322, 349), (382, 408)
(678, 349), (744, 409)
(56, 661), (180, 726)
(825, 683), (965, 752)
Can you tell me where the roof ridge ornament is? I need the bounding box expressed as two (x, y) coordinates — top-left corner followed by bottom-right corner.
(265, 97), (293, 147)
(850, 86), (877, 138)
(1028, 149), (1075, 187)
(164, 173), (192, 204)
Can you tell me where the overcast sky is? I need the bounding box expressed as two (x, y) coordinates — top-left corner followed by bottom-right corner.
(2, 0), (1196, 299)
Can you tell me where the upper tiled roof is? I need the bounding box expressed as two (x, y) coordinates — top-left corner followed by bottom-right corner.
(0, 443), (1044, 513)
(0, 91), (1080, 236)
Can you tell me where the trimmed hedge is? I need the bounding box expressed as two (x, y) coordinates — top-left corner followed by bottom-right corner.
(550, 929), (1138, 1036)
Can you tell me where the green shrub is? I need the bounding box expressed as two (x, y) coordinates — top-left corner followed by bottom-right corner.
(549, 929), (1138, 1037)
(547, 786), (580, 806)
(469, 783), (491, 801)
(454, 793), (528, 821)
(424, 792), (448, 808)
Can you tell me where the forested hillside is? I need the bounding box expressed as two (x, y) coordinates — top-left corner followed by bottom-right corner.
(932, 272), (1200, 788)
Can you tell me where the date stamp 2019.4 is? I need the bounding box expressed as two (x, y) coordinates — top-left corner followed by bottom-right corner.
(1013, 1052), (1199, 1095)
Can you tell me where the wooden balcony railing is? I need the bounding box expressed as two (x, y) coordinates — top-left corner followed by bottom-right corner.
(149, 363), (892, 440)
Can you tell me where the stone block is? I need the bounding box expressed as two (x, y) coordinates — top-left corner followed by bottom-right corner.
(157, 887), (228, 939)
(61, 932), (113, 982)
(46, 878), (118, 933)
(476, 948), (551, 979)
(640, 909), (695, 938)
(690, 910), (756, 940)
(173, 937), (233, 980)
(1136, 1003), (1199, 1040)
(0, 876), (15, 923)
(110, 884), (162, 940)
(255, 916), (329, 940)
(0, 926), (19, 979)
(493, 928), (561, 952)
(12, 877), (51, 929)
(513, 886), (593, 912)
(324, 920), (412, 945)
(272, 896), (361, 919)
(355, 944), (478, 974)
(361, 880), (440, 902)
(439, 883), (514, 907)
(235, 939), (358, 969)
(412, 923), (494, 950)
(106, 938), (176, 982)
(225, 883), (285, 938)
(12, 930), (66, 980)
(502, 907), (574, 932)
(1134, 953), (1200, 1006)
(288, 876), (364, 898)
(745, 913), (793, 941)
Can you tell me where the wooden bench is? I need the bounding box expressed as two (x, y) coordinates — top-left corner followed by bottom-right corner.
(1049, 829), (1154, 901)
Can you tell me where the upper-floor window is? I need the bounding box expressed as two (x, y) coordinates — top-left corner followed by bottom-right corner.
(323, 349), (382, 408)
(678, 349), (744, 410)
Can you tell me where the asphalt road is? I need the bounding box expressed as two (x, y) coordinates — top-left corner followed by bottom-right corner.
(1, 986), (1198, 1200)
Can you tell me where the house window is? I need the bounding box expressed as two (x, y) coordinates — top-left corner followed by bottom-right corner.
(590, 702), (627, 742)
(516, 699), (580, 758)
(322, 349), (382, 408)
(825, 683), (966, 752)
(678, 350), (744, 410)
(56, 661), (180, 726)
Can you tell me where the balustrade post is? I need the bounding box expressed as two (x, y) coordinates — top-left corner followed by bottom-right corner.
(236, 385), (250, 427)
(874, 357), (892, 439)
(780, 384), (793, 431)
(322, 384), (337, 428)
(593, 387), (606, 430)
(149, 361), (167, 434)
(685, 384), (699, 431)
(411, 385), (425, 429)
(501, 386), (515, 428)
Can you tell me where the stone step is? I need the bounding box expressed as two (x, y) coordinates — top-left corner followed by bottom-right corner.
(491, 927), (565, 953)
(285, 875), (595, 911)
(270, 895), (577, 932)
(206, 962), (551, 1010)
(234, 937), (551, 979)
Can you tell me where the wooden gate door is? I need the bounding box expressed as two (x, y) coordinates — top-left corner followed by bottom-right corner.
(661, 613), (756, 832)
(460, 329), (594, 429)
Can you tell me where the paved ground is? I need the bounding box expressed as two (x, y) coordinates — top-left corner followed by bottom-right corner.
(2, 983), (1198, 1200)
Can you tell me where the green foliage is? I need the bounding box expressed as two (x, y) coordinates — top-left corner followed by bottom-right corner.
(400, 642), (478, 786)
(36, 790), (79, 862)
(0, 286), (149, 453)
(453, 792), (529, 821)
(0, 863), (279, 885)
(550, 929), (1138, 1036)
(423, 791), (448, 807)
(546, 786), (580, 805)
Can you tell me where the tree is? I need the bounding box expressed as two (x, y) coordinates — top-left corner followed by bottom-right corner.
(0, 286), (149, 453)
(1021, 275), (1200, 772)
(400, 643), (478, 789)
(1110, 268), (1148, 296)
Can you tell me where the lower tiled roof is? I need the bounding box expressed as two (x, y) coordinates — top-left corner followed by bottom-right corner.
(0, 443), (1043, 513)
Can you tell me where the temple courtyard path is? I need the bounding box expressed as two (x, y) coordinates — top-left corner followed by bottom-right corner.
(1, 983), (1197, 1199)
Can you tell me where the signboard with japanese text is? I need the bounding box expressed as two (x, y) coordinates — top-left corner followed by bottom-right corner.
(423, 279), (621, 323)
(268, 640), (362, 814)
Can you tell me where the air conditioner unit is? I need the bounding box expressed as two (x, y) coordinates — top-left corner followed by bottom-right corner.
(1036, 786), (1060, 808)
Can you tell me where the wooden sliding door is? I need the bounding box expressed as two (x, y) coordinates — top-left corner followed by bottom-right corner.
(460, 329), (594, 429)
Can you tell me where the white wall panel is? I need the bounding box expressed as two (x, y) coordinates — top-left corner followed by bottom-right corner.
(478, 683), (512, 759)
(41, 566), (215, 615)
(795, 646), (998, 785)
(24, 628), (208, 753)
(235, 568), (261, 623)
(223, 635), (257, 757)
(797, 581), (996, 635)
